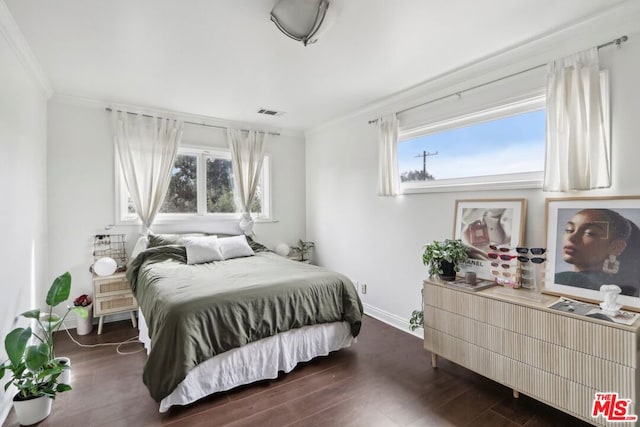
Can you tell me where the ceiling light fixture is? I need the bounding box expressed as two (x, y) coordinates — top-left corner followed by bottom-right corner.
(270, 0), (334, 46)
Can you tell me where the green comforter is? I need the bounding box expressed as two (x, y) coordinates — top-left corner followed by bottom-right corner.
(127, 246), (363, 402)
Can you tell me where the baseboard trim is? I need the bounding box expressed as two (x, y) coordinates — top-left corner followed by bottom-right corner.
(363, 302), (423, 340)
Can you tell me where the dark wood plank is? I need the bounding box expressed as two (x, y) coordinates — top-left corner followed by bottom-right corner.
(2, 316), (592, 427)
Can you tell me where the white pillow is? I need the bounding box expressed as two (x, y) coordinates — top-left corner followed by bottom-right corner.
(184, 236), (224, 265)
(219, 235), (255, 260)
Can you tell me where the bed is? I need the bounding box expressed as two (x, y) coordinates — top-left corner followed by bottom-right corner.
(127, 234), (363, 412)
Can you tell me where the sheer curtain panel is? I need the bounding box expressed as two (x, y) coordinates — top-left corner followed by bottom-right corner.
(544, 48), (610, 192)
(227, 128), (267, 236)
(113, 111), (183, 231)
(377, 113), (400, 196)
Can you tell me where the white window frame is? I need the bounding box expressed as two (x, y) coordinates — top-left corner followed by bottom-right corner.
(115, 145), (271, 224)
(398, 95), (546, 194)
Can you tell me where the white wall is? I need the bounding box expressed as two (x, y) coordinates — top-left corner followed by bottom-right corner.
(46, 98), (307, 326)
(0, 8), (48, 422)
(305, 10), (640, 335)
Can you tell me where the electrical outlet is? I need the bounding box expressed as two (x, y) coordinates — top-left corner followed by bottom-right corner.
(361, 283), (367, 294)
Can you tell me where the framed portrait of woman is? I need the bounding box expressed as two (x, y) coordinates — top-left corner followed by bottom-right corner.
(453, 198), (527, 280)
(545, 196), (640, 311)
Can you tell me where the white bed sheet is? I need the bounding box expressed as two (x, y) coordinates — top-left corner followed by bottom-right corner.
(138, 309), (355, 412)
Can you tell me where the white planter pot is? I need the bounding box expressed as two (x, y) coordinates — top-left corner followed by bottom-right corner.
(76, 304), (94, 336)
(13, 395), (53, 426)
(55, 356), (71, 385)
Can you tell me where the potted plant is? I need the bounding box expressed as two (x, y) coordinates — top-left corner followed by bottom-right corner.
(290, 239), (315, 262)
(422, 239), (469, 281)
(409, 309), (424, 331)
(73, 294), (93, 336)
(0, 272), (88, 425)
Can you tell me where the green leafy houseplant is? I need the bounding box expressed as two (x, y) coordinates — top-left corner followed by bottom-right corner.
(410, 240), (468, 331)
(0, 272), (87, 401)
(290, 239), (315, 261)
(409, 309), (424, 331)
(422, 239), (469, 278)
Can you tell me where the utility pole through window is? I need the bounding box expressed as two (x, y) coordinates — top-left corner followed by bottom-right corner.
(414, 150), (438, 180)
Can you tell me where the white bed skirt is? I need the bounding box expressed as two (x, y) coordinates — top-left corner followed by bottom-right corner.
(138, 309), (355, 412)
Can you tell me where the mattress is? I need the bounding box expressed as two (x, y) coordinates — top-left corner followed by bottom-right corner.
(138, 310), (355, 412)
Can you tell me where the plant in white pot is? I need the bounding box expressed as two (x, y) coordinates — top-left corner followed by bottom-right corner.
(73, 294), (93, 336)
(0, 272), (88, 425)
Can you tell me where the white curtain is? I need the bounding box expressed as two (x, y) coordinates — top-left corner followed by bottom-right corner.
(544, 48), (610, 192)
(113, 111), (183, 231)
(377, 113), (400, 196)
(227, 128), (267, 236)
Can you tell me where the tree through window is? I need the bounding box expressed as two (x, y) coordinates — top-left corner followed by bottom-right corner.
(160, 154), (197, 213)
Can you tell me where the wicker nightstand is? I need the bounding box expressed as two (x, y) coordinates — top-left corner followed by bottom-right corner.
(92, 272), (138, 334)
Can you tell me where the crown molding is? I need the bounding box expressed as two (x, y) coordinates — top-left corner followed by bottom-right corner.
(0, 1), (53, 98)
(306, 0), (640, 137)
(50, 93), (305, 139)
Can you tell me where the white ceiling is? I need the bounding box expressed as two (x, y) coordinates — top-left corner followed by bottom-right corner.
(4, 0), (631, 130)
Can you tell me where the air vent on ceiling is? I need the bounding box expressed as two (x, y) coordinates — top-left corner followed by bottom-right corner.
(257, 108), (286, 117)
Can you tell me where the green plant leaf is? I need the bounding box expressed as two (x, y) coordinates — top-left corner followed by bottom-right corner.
(46, 272), (71, 307)
(409, 309), (424, 331)
(56, 383), (72, 392)
(12, 363), (25, 377)
(20, 309), (41, 319)
(0, 364), (5, 380)
(42, 387), (56, 398)
(25, 343), (49, 372)
(5, 327), (31, 367)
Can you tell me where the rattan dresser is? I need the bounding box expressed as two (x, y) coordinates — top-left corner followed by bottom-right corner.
(93, 272), (138, 334)
(423, 279), (640, 426)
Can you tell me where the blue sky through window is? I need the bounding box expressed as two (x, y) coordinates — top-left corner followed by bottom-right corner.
(398, 109), (546, 180)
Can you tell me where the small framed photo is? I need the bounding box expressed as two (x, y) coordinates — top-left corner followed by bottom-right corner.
(453, 199), (527, 280)
(545, 196), (640, 311)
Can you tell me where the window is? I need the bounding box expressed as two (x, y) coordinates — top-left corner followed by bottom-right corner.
(206, 157), (235, 214)
(204, 156), (264, 214)
(398, 96), (546, 192)
(116, 147), (270, 222)
(160, 154), (197, 214)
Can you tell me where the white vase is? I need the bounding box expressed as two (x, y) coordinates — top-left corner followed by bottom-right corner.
(13, 395), (53, 426)
(55, 356), (71, 385)
(76, 304), (94, 336)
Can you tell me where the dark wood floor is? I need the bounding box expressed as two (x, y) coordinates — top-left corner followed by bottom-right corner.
(3, 315), (591, 427)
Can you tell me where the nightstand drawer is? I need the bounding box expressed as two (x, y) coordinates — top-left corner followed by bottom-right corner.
(94, 294), (138, 316)
(93, 272), (130, 297)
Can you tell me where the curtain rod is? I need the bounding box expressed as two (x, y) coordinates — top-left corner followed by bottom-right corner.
(368, 35), (628, 124)
(105, 107), (280, 136)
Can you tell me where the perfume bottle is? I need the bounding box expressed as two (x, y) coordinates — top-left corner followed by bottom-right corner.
(468, 219), (490, 246)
